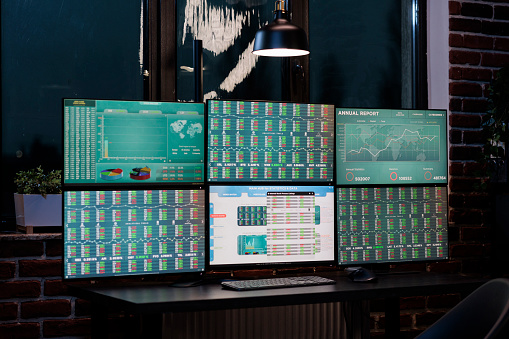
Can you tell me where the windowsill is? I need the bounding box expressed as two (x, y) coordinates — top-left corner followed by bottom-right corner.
(0, 232), (62, 240)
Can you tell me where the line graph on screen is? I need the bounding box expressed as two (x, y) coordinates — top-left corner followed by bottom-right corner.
(344, 124), (441, 162)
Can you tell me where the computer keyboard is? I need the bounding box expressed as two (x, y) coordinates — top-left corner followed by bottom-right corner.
(221, 275), (336, 291)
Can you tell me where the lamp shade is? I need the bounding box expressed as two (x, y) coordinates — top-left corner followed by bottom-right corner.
(252, 1), (309, 57)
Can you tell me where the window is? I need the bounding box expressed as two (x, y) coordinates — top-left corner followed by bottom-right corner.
(1, 2), (144, 223)
(308, 0), (426, 108)
(0, 0), (426, 225)
(170, 0), (426, 108)
(175, 0), (283, 102)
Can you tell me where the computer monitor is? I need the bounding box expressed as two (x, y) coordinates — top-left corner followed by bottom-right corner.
(63, 99), (205, 185)
(336, 108), (447, 185)
(337, 185), (448, 265)
(209, 185), (336, 269)
(63, 188), (206, 280)
(207, 100), (335, 182)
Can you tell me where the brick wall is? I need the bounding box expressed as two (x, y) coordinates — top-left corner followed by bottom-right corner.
(449, 0), (509, 275)
(0, 234), (91, 339)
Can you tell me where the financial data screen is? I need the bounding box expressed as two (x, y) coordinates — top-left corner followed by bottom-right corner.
(337, 186), (448, 265)
(336, 108), (447, 185)
(207, 100), (335, 182)
(63, 189), (206, 279)
(64, 99), (205, 184)
(209, 185), (335, 267)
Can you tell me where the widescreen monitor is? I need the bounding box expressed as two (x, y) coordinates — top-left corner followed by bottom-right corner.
(209, 185), (336, 269)
(337, 185), (448, 265)
(336, 108), (447, 185)
(207, 100), (335, 182)
(63, 188), (206, 280)
(63, 99), (205, 185)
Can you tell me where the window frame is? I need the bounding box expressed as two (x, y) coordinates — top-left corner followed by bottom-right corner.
(150, 0), (428, 107)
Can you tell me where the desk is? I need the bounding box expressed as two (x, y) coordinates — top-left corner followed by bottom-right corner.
(72, 272), (486, 338)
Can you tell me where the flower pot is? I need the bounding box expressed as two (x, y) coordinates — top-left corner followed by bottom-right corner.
(14, 193), (62, 227)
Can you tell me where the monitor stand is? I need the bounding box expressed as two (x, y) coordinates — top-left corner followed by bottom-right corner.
(171, 279), (205, 288)
(345, 267), (378, 282)
(170, 275), (222, 288)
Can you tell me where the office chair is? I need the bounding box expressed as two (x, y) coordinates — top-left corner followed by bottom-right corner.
(416, 278), (509, 339)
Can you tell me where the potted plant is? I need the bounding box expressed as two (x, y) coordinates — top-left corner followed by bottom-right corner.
(13, 166), (62, 228)
(480, 66), (509, 184)
(479, 66), (509, 277)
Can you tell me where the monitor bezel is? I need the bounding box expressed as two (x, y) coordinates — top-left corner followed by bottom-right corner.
(62, 98), (206, 188)
(61, 184), (207, 282)
(335, 183), (450, 268)
(334, 107), (449, 186)
(205, 99), (336, 184)
(206, 182), (337, 271)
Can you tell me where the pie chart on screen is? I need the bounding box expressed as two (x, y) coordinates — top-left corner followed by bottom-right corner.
(100, 168), (123, 181)
(130, 167), (151, 180)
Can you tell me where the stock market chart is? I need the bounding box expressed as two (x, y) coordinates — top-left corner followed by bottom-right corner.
(209, 185), (335, 267)
(64, 99), (205, 184)
(337, 186), (448, 265)
(336, 108), (448, 185)
(207, 100), (335, 182)
(63, 189), (205, 279)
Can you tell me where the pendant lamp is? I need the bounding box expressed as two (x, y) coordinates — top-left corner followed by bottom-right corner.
(252, 0), (309, 57)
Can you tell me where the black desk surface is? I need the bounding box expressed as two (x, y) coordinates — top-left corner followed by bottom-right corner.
(72, 272), (487, 314)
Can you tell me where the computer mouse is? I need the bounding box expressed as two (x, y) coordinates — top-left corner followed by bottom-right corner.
(345, 267), (378, 282)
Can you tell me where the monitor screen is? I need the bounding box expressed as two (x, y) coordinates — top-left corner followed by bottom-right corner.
(207, 100), (335, 182)
(63, 188), (206, 279)
(337, 185), (448, 265)
(63, 99), (205, 185)
(209, 185), (336, 268)
(335, 108), (447, 185)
